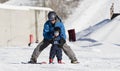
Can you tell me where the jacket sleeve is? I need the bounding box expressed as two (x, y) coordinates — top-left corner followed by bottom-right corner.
(60, 22), (66, 40)
(43, 22), (49, 38)
(58, 37), (66, 48)
(43, 22), (54, 39)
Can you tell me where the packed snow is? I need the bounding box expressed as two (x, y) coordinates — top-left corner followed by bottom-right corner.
(1, 0), (120, 71)
(0, 42), (120, 71)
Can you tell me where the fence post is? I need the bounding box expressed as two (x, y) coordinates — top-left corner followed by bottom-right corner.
(110, 3), (114, 19)
(28, 34), (34, 46)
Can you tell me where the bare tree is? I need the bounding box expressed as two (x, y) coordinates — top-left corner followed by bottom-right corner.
(47, 0), (80, 20)
(0, 0), (8, 3)
(4, 0), (80, 20)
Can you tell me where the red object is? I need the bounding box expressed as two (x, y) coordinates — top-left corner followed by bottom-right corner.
(40, 61), (47, 64)
(30, 34), (33, 43)
(58, 60), (65, 64)
(49, 59), (53, 63)
(68, 29), (76, 42)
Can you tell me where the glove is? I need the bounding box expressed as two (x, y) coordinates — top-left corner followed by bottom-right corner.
(48, 38), (54, 44)
(58, 37), (66, 48)
(43, 38), (53, 44)
(47, 31), (54, 37)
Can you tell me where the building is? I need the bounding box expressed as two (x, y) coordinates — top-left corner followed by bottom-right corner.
(0, 4), (53, 47)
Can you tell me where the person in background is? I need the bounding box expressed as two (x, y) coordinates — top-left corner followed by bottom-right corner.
(28, 11), (79, 64)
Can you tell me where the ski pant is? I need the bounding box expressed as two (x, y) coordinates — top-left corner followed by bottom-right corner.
(30, 39), (77, 62)
(49, 45), (62, 61)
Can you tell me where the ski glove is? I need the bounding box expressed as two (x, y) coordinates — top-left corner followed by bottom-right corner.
(48, 31), (54, 38)
(50, 37), (66, 48)
(58, 37), (66, 48)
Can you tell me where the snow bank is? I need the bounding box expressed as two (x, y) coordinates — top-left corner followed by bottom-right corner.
(87, 16), (120, 44)
(65, 0), (112, 33)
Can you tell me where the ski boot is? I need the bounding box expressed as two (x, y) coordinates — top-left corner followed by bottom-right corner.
(49, 59), (54, 64)
(71, 60), (79, 64)
(28, 58), (37, 64)
(58, 60), (65, 64)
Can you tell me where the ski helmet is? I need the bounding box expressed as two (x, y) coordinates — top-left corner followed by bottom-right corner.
(48, 11), (57, 21)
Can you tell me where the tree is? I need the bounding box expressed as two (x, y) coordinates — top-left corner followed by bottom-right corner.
(47, 0), (80, 20)
(0, 0), (8, 3)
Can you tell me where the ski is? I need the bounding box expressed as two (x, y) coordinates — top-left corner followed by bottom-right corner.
(21, 62), (66, 64)
(21, 61), (47, 64)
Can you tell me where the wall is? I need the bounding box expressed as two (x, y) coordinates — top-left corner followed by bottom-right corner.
(0, 6), (51, 47)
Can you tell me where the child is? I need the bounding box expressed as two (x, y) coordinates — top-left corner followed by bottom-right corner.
(49, 27), (66, 64)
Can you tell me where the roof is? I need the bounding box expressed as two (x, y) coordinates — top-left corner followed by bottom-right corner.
(0, 4), (53, 11)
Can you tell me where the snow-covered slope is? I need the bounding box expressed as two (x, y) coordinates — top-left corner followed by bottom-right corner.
(0, 42), (120, 71)
(65, 0), (112, 33)
(76, 16), (120, 46)
(1, 0), (120, 71)
(65, 0), (120, 45)
(87, 16), (120, 45)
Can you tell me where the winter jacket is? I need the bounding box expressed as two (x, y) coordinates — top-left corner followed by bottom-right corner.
(43, 20), (66, 40)
(49, 36), (62, 60)
(51, 36), (66, 48)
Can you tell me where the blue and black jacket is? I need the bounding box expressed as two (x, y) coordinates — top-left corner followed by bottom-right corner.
(43, 20), (66, 40)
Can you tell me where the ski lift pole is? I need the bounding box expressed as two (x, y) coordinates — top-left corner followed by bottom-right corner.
(35, 10), (39, 43)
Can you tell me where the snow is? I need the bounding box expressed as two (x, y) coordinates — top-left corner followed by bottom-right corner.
(1, 0), (120, 71)
(65, 0), (111, 32)
(87, 16), (120, 44)
(0, 42), (120, 71)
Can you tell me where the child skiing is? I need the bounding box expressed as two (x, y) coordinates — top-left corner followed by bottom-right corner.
(49, 27), (65, 64)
